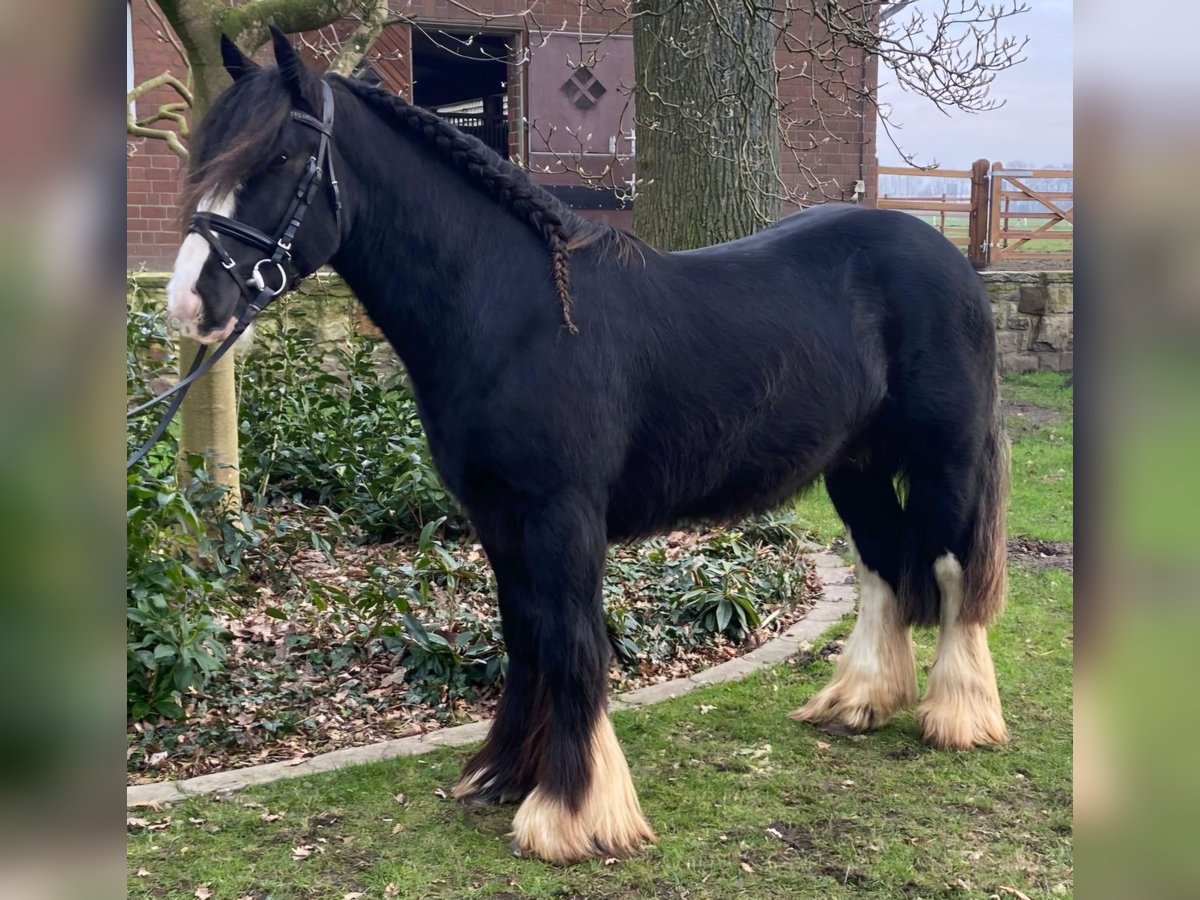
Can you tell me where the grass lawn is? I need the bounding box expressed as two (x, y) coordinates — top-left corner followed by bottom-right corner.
(128, 374), (1073, 899)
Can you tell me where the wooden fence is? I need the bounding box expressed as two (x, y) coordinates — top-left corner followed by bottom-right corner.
(878, 160), (1072, 268)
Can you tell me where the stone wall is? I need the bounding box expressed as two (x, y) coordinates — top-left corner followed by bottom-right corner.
(131, 271), (368, 345)
(129, 272), (402, 380)
(130, 268), (1074, 375)
(982, 270), (1073, 373)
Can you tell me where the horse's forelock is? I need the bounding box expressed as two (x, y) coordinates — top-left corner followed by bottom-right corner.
(179, 72), (292, 228)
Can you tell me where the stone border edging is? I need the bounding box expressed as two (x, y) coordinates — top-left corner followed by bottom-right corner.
(127, 547), (856, 808)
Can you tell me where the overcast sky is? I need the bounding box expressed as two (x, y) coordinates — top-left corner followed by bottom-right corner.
(875, 1), (1073, 168)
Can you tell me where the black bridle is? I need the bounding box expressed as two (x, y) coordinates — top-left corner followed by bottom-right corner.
(127, 81), (341, 471)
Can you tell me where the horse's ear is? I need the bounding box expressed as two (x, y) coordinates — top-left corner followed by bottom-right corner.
(220, 34), (258, 82)
(270, 26), (319, 107)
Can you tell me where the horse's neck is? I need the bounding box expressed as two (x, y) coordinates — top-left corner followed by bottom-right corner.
(328, 110), (538, 393)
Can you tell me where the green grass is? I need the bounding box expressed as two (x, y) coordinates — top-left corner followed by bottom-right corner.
(1004, 373), (1073, 541)
(791, 483), (843, 547)
(1004, 371), (1074, 416)
(129, 375), (1073, 898)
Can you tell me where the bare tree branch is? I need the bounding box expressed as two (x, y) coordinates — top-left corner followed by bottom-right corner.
(327, 0), (391, 76)
(129, 71), (194, 108)
(128, 123), (190, 160)
(225, 0), (365, 50)
(881, 1), (921, 21)
(142, 0), (192, 86)
(127, 71), (193, 159)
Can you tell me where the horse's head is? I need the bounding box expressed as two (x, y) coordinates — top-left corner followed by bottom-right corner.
(167, 29), (343, 343)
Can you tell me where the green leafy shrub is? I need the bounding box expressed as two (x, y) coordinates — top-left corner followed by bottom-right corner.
(603, 516), (806, 655)
(126, 288), (259, 720)
(237, 323), (462, 538)
(126, 472), (234, 720)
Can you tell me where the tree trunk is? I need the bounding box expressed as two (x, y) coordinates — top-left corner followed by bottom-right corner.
(156, 0), (242, 509)
(633, 0), (781, 250)
(174, 71), (242, 509)
(177, 341), (241, 506)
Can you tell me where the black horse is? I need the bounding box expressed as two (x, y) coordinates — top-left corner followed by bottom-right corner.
(165, 30), (1010, 864)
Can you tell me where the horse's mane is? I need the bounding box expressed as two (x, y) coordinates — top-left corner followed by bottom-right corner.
(335, 77), (650, 329)
(183, 68), (649, 332)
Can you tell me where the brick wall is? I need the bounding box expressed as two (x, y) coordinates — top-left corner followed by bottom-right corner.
(126, 1), (878, 270)
(777, 9), (879, 211)
(127, 3), (190, 270)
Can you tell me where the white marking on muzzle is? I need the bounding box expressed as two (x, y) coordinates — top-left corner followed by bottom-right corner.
(166, 190), (236, 343)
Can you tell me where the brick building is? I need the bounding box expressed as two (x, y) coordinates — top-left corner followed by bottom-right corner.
(127, 1), (878, 271)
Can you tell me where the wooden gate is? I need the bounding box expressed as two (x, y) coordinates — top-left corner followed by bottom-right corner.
(987, 164), (1074, 264)
(879, 160), (1072, 268)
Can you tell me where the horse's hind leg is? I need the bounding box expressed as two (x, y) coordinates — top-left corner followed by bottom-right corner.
(905, 409), (1010, 750)
(915, 552), (1008, 749)
(792, 459), (918, 733)
(507, 498), (655, 864)
(453, 548), (545, 805)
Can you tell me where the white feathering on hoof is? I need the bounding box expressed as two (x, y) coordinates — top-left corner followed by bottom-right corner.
(792, 544), (917, 733)
(916, 554), (1009, 749)
(509, 715), (655, 865)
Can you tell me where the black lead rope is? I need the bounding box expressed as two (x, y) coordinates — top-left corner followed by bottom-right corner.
(127, 82), (339, 471)
(125, 291), (270, 470)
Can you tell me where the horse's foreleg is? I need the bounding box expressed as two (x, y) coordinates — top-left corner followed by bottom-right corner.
(453, 550), (545, 805)
(507, 499), (655, 865)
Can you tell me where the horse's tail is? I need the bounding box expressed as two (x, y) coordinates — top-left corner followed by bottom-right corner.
(961, 378), (1010, 625)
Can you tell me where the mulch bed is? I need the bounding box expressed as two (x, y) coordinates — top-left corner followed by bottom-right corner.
(128, 528), (820, 786)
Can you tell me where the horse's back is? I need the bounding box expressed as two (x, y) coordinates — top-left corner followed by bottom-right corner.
(598, 204), (989, 538)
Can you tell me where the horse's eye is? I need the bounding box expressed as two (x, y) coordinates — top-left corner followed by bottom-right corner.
(269, 152), (289, 169)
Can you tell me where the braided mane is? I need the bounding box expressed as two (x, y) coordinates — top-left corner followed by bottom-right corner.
(335, 76), (644, 333)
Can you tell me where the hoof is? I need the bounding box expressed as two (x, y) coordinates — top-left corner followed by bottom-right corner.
(791, 556), (916, 734)
(918, 580), (1009, 752)
(451, 769), (529, 806)
(790, 670), (917, 734)
(508, 716), (655, 864)
(916, 692), (1009, 750)
(509, 787), (655, 865)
